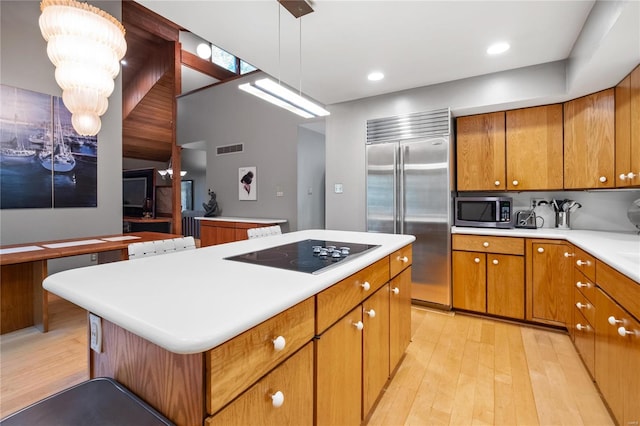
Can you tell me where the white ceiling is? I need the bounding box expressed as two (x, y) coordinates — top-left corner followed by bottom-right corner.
(139, 0), (638, 107)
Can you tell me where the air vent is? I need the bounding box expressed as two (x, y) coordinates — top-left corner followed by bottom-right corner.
(366, 108), (450, 144)
(216, 143), (244, 155)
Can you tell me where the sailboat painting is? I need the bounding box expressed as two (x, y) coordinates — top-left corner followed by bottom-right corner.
(0, 84), (97, 209)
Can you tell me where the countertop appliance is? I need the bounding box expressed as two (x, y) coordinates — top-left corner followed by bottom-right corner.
(515, 209), (537, 229)
(454, 196), (514, 228)
(224, 239), (380, 274)
(366, 108), (452, 308)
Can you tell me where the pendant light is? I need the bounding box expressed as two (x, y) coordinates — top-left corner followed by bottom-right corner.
(239, 1), (329, 118)
(158, 157), (186, 179)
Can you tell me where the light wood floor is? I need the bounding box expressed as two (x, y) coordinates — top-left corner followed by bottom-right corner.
(0, 299), (613, 425)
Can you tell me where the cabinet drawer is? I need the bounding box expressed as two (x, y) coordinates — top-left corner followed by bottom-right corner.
(596, 260), (640, 321)
(206, 297), (315, 415)
(574, 269), (596, 305)
(573, 306), (595, 377)
(389, 244), (412, 278)
(573, 246), (596, 282)
(205, 343), (314, 426)
(574, 286), (596, 326)
(316, 257), (390, 334)
(452, 234), (524, 255)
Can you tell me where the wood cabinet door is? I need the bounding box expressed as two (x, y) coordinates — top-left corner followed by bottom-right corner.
(205, 343), (314, 426)
(616, 65), (640, 187)
(389, 267), (411, 372)
(456, 112), (506, 191)
(623, 312), (640, 426)
(315, 306), (363, 426)
(564, 89), (615, 189)
(362, 285), (390, 418)
(452, 251), (486, 312)
(527, 241), (573, 326)
(595, 289), (626, 425)
(506, 105), (563, 190)
(486, 254), (524, 319)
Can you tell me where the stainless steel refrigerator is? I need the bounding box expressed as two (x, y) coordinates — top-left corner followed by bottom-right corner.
(366, 109), (452, 308)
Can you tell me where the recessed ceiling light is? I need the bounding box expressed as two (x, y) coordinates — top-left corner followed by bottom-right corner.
(196, 43), (212, 60)
(368, 71), (384, 81)
(487, 42), (510, 55)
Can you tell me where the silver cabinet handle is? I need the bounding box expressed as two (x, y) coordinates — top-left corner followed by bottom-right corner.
(474, 257), (480, 264)
(492, 259), (499, 265)
(576, 260), (591, 266)
(537, 247), (544, 253)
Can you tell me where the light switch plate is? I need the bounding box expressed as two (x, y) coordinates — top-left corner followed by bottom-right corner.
(334, 183), (343, 194)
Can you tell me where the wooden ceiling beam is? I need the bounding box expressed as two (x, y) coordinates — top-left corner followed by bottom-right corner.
(123, 0), (181, 41)
(181, 50), (237, 81)
(123, 43), (172, 120)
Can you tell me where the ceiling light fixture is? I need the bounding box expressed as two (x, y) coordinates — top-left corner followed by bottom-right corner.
(158, 157), (186, 179)
(39, 0), (127, 136)
(486, 42), (510, 55)
(239, 1), (329, 118)
(368, 71), (385, 81)
(196, 42), (212, 60)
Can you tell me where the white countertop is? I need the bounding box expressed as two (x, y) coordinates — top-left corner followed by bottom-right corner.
(452, 227), (640, 283)
(43, 230), (414, 355)
(195, 216), (287, 224)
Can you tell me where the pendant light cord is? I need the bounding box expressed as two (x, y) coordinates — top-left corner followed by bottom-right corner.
(299, 17), (302, 96)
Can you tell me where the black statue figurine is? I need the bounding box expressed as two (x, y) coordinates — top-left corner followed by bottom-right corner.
(202, 189), (220, 217)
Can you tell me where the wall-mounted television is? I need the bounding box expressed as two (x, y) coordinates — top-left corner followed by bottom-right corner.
(123, 168), (155, 217)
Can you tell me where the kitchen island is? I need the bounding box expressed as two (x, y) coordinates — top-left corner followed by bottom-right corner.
(43, 229), (415, 426)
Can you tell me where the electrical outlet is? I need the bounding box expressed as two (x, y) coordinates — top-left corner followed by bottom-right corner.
(530, 198), (546, 209)
(90, 253), (97, 262)
(89, 313), (102, 353)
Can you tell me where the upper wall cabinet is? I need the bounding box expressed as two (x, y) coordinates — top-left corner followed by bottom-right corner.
(564, 89), (615, 189)
(456, 105), (563, 191)
(615, 65), (640, 188)
(506, 105), (564, 190)
(456, 112), (506, 191)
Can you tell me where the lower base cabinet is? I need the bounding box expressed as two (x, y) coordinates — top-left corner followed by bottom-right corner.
(363, 284), (390, 418)
(526, 240), (573, 326)
(316, 305), (363, 426)
(205, 343), (314, 426)
(389, 267), (412, 372)
(595, 288), (640, 426)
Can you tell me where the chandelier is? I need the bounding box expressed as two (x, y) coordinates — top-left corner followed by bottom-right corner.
(39, 0), (127, 136)
(158, 158), (186, 180)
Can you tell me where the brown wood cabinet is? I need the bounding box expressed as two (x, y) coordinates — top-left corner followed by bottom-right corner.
(526, 239), (574, 326)
(456, 112), (506, 191)
(362, 285), (390, 418)
(199, 220), (282, 247)
(389, 267), (412, 372)
(505, 104), (563, 190)
(563, 88), (615, 189)
(205, 343), (314, 426)
(615, 64), (640, 187)
(595, 287), (640, 426)
(315, 245), (412, 425)
(316, 305), (363, 426)
(452, 235), (524, 319)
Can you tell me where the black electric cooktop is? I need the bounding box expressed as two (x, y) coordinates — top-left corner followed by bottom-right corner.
(224, 239), (380, 275)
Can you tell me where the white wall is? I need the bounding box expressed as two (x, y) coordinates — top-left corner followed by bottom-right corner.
(0, 1), (123, 248)
(177, 72), (308, 231)
(297, 126), (325, 230)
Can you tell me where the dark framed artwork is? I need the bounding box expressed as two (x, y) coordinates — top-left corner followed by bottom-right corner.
(0, 84), (98, 209)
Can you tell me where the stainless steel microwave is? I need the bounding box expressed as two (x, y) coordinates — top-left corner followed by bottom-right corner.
(454, 196), (514, 228)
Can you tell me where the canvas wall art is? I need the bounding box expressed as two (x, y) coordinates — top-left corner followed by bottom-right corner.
(0, 84), (97, 209)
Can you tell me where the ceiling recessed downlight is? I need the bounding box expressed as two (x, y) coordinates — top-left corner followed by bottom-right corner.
(486, 42), (510, 55)
(368, 72), (384, 81)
